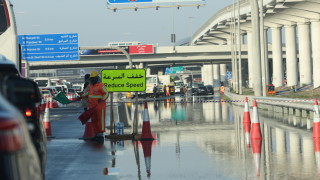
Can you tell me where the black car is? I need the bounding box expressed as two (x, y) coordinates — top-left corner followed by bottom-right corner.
(0, 56), (46, 178)
(205, 85), (214, 95)
(192, 86), (208, 95)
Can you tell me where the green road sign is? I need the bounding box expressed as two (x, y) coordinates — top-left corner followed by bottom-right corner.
(101, 69), (146, 92)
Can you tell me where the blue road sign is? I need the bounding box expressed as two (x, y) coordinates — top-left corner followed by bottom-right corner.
(226, 71), (232, 80)
(107, 0), (152, 4)
(18, 33), (79, 61)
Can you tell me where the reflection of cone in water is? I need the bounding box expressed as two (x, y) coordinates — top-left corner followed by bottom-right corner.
(251, 139), (262, 176)
(314, 138), (320, 176)
(141, 140), (153, 178)
(44, 101), (53, 138)
(313, 99), (320, 139)
(140, 102), (154, 141)
(250, 99), (262, 140)
(83, 120), (95, 139)
(243, 97), (251, 147)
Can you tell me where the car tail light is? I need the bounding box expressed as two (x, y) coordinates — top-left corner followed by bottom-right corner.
(0, 118), (24, 152)
(25, 109), (32, 117)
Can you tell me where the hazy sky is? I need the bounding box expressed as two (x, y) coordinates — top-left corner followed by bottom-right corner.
(11, 0), (232, 47)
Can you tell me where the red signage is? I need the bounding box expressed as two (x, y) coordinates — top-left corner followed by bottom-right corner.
(129, 45), (154, 54)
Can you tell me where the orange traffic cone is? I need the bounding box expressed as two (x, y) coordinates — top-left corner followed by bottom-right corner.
(40, 98), (45, 112)
(250, 99), (262, 140)
(313, 99), (320, 139)
(49, 96), (53, 109)
(140, 102), (154, 141)
(44, 101), (54, 138)
(251, 139), (262, 176)
(82, 120), (95, 140)
(243, 97), (251, 147)
(141, 140), (153, 178)
(314, 138), (320, 175)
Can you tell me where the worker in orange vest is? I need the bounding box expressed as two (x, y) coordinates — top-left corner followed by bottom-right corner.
(82, 70), (109, 143)
(220, 86), (225, 95)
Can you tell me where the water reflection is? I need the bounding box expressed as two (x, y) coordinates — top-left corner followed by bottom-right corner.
(110, 98), (320, 179)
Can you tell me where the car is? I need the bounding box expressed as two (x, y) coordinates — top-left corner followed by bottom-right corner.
(192, 85), (208, 95)
(40, 87), (57, 97)
(205, 85), (214, 95)
(0, 55), (43, 179)
(0, 55), (46, 178)
(54, 85), (63, 93)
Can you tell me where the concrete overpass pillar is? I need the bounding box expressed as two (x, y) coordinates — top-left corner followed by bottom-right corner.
(220, 64), (227, 85)
(205, 64), (213, 86)
(146, 68), (151, 75)
(271, 27), (284, 87)
(213, 64), (221, 88)
(311, 21), (320, 88)
(284, 25), (298, 87)
(201, 66), (205, 84)
(297, 23), (312, 86)
(247, 31), (254, 88)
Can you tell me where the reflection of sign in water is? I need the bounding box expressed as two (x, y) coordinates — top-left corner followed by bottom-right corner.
(101, 69), (146, 92)
(171, 106), (185, 121)
(18, 33), (79, 61)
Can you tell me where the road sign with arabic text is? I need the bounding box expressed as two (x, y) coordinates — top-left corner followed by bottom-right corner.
(101, 69), (146, 92)
(18, 33), (79, 61)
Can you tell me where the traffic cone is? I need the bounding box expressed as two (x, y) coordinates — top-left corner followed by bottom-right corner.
(313, 99), (320, 139)
(250, 99), (262, 140)
(49, 96), (53, 109)
(141, 140), (153, 178)
(314, 138), (320, 175)
(251, 139), (262, 176)
(43, 101), (54, 138)
(243, 97), (251, 147)
(140, 102), (154, 141)
(40, 98), (45, 112)
(82, 120), (95, 140)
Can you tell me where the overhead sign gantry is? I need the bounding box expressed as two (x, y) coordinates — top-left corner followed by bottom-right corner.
(106, 0), (206, 11)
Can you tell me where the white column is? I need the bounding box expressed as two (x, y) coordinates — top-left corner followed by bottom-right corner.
(146, 68), (151, 75)
(297, 23), (312, 85)
(201, 66), (205, 84)
(311, 21), (320, 88)
(271, 27), (284, 87)
(220, 64), (227, 85)
(247, 31), (254, 88)
(213, 64), (221, 88)
(285, 25), (298, 86)
(206, 65), (213, 86)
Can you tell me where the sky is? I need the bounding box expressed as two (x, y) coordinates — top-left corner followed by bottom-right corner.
(10, 0), (232, 47)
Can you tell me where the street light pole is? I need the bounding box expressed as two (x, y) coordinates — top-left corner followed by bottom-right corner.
(249, 0), (262, 96)
(237, 0), (242, 95)
(260, 0), (267, 96)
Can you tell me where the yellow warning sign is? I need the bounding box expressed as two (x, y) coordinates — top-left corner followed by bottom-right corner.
(101, 69), (146, 92)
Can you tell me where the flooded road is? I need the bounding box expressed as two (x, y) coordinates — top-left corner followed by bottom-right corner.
(45, 95), (320, 180)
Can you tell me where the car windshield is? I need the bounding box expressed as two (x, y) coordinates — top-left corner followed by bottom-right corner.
(55, 86), (62, 91)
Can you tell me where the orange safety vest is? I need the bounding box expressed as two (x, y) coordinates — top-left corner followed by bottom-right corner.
(220, 86), (225, 92)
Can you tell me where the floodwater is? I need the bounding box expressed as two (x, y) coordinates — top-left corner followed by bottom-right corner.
(46, 95), (320, 180)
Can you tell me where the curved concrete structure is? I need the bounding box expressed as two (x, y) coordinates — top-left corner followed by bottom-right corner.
(192, 0), (320, 89)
